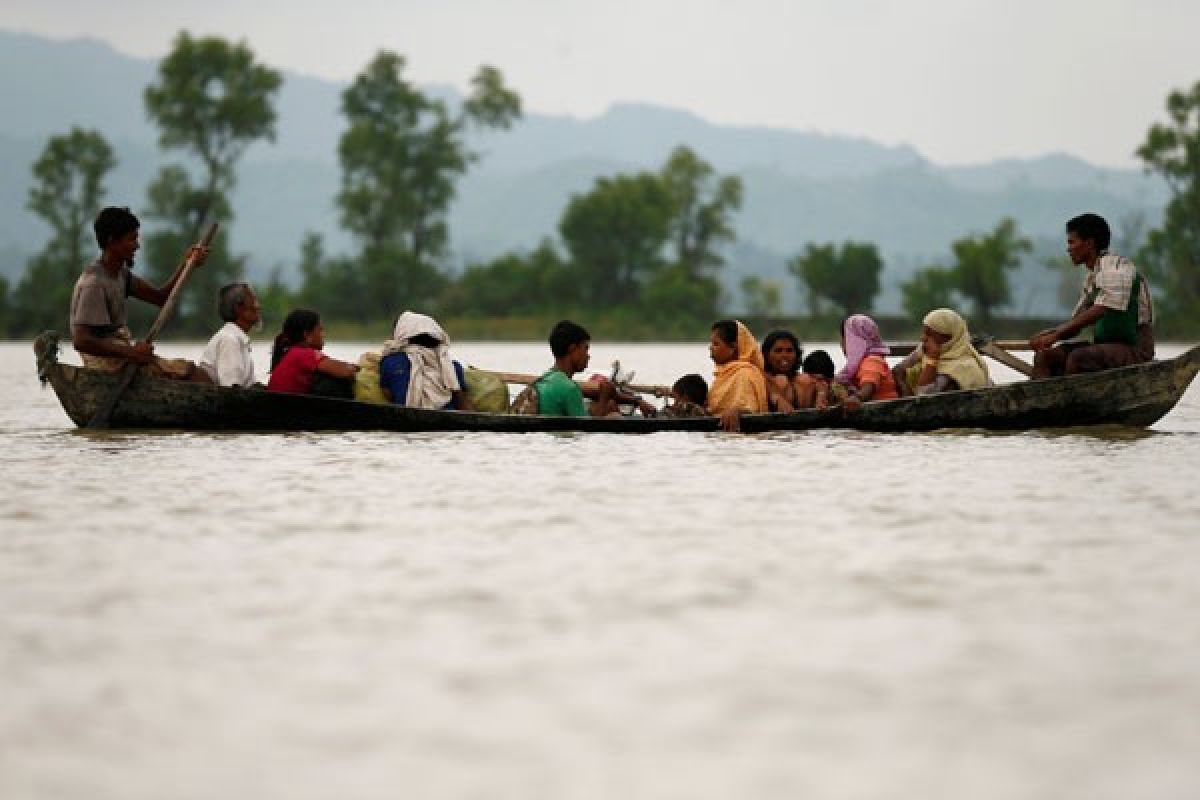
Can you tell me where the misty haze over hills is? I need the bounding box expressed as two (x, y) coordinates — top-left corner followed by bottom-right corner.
(0, 30), (1168, 314)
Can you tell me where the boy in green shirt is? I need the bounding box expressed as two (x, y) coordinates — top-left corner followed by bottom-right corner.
(536, 320), (619, 417)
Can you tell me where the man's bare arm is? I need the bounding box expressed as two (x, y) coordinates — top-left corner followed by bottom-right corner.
(129, 245), (209, 307)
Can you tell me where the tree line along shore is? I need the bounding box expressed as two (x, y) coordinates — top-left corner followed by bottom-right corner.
(3, 32), (1198, 341)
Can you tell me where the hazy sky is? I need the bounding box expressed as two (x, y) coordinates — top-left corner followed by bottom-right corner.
(7, 0), (1199, 166)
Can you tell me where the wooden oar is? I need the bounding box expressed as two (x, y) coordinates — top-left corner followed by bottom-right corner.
(493, 371), (669, 397)
(889, 338), (1032, 358)
(86, 222), (219, 428)
(976, 340), (1035, 377)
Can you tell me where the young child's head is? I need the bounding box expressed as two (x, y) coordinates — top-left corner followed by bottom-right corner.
(671, 373), (708, 407)
(802, 350), (835, 381)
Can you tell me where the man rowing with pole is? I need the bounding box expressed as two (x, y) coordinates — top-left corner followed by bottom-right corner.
(70, 206), (212, 382)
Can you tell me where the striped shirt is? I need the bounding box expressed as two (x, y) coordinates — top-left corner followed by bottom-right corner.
(1072, 252), (1154, 325)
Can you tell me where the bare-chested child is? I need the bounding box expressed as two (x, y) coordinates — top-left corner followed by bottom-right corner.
(761, 329), (821, 412)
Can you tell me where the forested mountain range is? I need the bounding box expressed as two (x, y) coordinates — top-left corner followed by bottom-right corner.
(0, 30), (1167, 313)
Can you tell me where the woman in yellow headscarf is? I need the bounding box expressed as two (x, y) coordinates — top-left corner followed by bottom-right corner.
(707, 319), (768, 431)
(894, 308), (990, 395)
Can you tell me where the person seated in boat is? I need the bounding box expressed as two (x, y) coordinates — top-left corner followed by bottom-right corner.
(761, 329), (821, 412)
(661, 373), (709, 418)
(707, 319), (769, 431)
(801, 349), (838, 410)
(199, 282), (260, 387)
(378, 311), (474, 411)
(266, 309), (359, 395)
(1029, 213), (1155, 378)
(837, 314), (899, 412)
(70, 206), (211, 383)
(531, 319), (619, 417)
(892, 308), (991, 396)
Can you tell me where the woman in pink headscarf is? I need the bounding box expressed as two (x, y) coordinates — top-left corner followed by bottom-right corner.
(837, 314), (898, 409)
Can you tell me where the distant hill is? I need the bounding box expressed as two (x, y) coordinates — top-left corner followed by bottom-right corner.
(0, 29), (1168, 315)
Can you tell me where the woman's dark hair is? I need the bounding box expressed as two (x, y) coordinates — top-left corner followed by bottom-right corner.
(711, 319), (739, 348)
(271, 309), (320, 370)
(761, 330), (802, 376)
(93, 206), (139, 248)
(802, 349), (836, 381)
(408, 333), (442, 349)
(1066, 212), (1111, 250)
(549, 319), (590, 358)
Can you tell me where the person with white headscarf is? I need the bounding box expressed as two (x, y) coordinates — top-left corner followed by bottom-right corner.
(377, 311), (473, 410)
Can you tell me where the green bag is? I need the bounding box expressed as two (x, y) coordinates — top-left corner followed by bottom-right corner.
(464, 367), (510, 413)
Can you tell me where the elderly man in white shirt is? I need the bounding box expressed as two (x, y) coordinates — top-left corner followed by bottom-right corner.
(200, 282), (260, 386)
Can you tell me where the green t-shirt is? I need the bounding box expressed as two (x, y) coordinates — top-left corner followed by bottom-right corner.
(536, 369), (587, 417)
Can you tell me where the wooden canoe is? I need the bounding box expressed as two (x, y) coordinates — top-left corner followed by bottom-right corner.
(34, 332), (1200, 434)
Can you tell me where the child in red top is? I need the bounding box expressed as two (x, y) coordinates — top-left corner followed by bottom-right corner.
(266, 309), (358, 394)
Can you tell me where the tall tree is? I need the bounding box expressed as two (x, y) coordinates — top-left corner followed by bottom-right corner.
(337, 52), (521, 317)
(660, 146), (742, 276)
(559, 173), (672, 307)
(659, 146), (742, 320)
(900, 266), (959, 323)
(788, 241), (883, 317)
(142, 32), (282, 333)
(948, 218), (1031, 323)
(12, 128), (115, 334)
(1136, 80), (1200, 324)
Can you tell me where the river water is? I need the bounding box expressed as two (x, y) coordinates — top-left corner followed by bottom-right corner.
(2, 339), (1199, 800)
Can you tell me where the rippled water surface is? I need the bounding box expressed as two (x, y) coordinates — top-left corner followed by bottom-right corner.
(3, 340), (1200, 800)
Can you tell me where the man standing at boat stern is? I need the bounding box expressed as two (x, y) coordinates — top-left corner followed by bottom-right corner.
(199, 282), (260, 387)
(1029, 213), (1155, 378)
(70, 206), (211, 382)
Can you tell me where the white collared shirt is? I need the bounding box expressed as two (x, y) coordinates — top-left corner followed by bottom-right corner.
(200, 322), (256, 387)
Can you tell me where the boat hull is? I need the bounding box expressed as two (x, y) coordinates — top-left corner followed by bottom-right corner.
(34, 333), (1200, 434)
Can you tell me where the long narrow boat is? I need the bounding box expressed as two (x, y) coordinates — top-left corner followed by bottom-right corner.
(34, 332), (1200, 433)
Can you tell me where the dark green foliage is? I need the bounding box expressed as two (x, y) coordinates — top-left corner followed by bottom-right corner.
(142, 32), (281, 335)
(441, 241), (576, 316)
(144, 32), (282, 203)
(552, 146), (740, 323)
(900, 266), (960, 323)
(788, 241), (883, 317)
(947, 218), (1031, 323)
(559, 173), (672, 306)
(1137, 81), (1200, 327)
(140, 167), (243, 332)
(661, 146), (743, 279)
(12, 128), (115, 334)
(294, 232), (370, 323)
(333, 51), (520, 318)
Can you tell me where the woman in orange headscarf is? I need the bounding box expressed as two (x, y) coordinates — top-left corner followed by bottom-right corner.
(707, 319), (768, 431)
